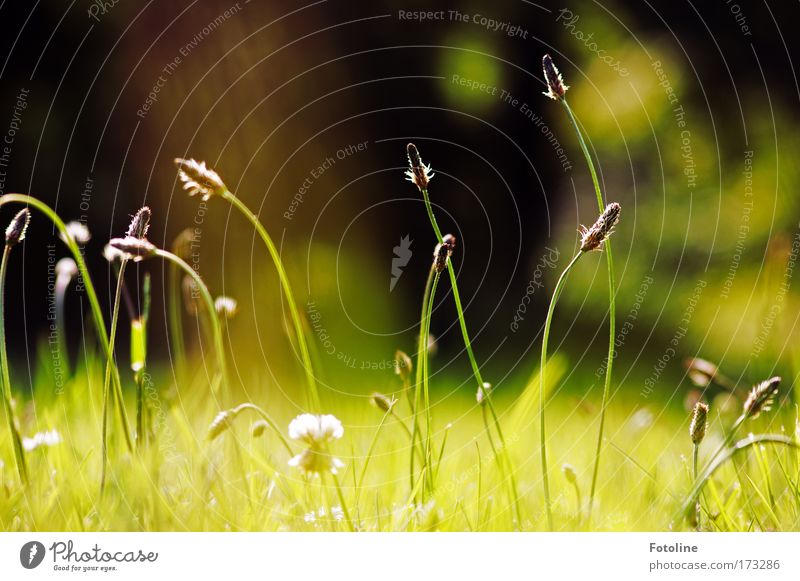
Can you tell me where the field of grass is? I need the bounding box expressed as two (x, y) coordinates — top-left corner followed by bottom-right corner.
(1, 339), (798, 532)
(1, 53), (799, 533)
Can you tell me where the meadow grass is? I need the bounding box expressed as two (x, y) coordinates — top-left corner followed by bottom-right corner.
(1, 353), (798, 532)
(1, 54), (799, 533)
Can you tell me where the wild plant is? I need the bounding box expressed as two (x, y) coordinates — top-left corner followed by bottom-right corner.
(542, 54), (619, 524)
(405, 143), (521, 524)
(174, 158), (320, 411)
(539, 202), (620, 528)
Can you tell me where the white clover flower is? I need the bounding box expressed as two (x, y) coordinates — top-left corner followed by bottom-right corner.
(22, 429), (62, 452)
(60, 221), (91, 245)
(287, 413), (344, 475)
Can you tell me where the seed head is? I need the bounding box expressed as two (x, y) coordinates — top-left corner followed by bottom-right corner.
(689, 401), (709, 444)
(433, 233), (456, 273)
(174, 157), (227, 201)
(476, 382), (493, 405)
(580, 202), (621, 252)
(5, 208), (31, 246)
(126, 206), (152, 239)
(684, 358), (719, 388)
(55, 257), (78, 280)
(108, 236), (157, 262)
(208, 410), (233, 440)
(405, 143), (435, 191)
(542, 54), (569, 101)
(61, 221), (91, 245)
(561, 463), (578, 485)
(251, 420), (269, 438)
(394, 350), (413, 383)
(371, 392), (397, 413)
(214, 296), (238, 319)
(743, 377), (780, 419)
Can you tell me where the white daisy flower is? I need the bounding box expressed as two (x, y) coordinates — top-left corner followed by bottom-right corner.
(287, 413), (344, 475)
(22, 429), (62, 452)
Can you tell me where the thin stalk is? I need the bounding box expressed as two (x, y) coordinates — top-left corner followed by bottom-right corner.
(167, 252), (187, 381)
(153, 249), (229, 396)
(54, 274), (71, 378)
(0, 244), (28, 483)
(410, 265), (435, 493)
(228, 402), (293, 455)
(220, 190), (320, 411)
(100, 259), (128, 492)
(355, 408), (391, 508)
(135, 371), (145, 451)
(560, 101), (617, 526)
(679, 434), (800, 520)
(540, 250), (583, 530)
(422, 271), (441, 492)
(692, 443), (700, 529)
(1, 194), (133, 451)
(330, 472), (355, 531)
(420, 187), (521, 525)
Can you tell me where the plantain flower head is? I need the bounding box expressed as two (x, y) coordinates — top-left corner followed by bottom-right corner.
(174, 158), (227, 201)
(405, 143), (435, 191)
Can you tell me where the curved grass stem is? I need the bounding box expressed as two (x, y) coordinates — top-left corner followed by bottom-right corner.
(540, 251), (583, 530)
(100, 259), (128, 492)
(1, 193), (133, 451)
(220, 190), (320, 411)
(410, 266), (435, 494)
(420, 187), (521, 526)
(0, 245), (28, 484)
(560, 101), (617, 526)
(154, 249), (229, 397)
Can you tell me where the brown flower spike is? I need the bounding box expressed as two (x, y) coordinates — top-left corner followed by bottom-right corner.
(542, 54), (569, 101)
(580, 203), (621, 252)
(5, 209), (31, 246)
(405, 143), (435, 191)
(689, 401), (708, 444)
(174, 158), (227, 201)
(433, 233), (456, 273)
(743, 377), (780, 419)
(126, 206), (152, 239)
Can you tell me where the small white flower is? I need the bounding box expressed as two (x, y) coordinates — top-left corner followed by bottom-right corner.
(55, 257), (78, 280)
(287, 413), (344, 475)
(214, 296), (238, 319)
(60, 221), (91, 245)
(22, 429), (62, 452)
(289, 413), (344, 444)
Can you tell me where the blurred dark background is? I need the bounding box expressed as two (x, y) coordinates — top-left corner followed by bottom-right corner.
(1, 0), (799, 403)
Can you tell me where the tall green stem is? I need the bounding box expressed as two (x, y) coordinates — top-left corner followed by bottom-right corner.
(540, 251), (583, 530)
(154, 249), (229, 395)
(220, 190), (320, 411)
(167, 235), (188, 382)
(560, 101), (617, 526)
(420, 187), (521, 525)
(100, 259), (127, 491)
(0, 245), (28, 483)
(1, 194), (133, 451)
(422, 271), (441, 492)
(410, 266), (434, 493)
